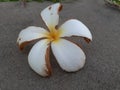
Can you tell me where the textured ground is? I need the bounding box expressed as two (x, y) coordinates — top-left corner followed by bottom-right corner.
(0, 0), (120, 90)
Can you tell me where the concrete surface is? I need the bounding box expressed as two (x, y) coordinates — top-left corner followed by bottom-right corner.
(0, 0), (120, 90)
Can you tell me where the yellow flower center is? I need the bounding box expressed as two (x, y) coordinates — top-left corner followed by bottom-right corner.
(45, 27), (62, 42)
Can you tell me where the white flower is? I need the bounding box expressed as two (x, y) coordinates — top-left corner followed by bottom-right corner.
(17, 3), (92, 77)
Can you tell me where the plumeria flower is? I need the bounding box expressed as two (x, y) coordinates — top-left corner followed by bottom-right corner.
(17, 3), (92, 77)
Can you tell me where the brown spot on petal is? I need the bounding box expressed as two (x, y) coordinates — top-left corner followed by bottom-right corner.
(45, 46), (52, 76)
(84, 37), (91, 43)
(55, 25), (59, 30)
(58, 4), (63, 13)
(49, 6), (52, 10)
(19, 38), (21, 41)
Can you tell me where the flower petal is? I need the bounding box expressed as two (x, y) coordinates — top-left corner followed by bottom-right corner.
(51, 39), (86, 72)
(59, 19), (92, 42)
(41, 3), (62, 30)
(28, 39), (51, 77)
(17, 26), (48, 50)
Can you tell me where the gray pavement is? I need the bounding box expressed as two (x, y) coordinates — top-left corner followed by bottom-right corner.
(0, 0), (120, 90)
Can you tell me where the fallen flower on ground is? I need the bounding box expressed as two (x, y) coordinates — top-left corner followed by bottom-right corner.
(17, 3), (92, 77)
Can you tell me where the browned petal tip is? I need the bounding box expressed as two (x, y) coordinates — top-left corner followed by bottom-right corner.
(45, 46), (52, 76)
(19, 41), (30, 51)
(64, 38), (83, 49)
(58, 4), (63, 13)
(84, 37), (91, 43)
(18, 38), (46, 51)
